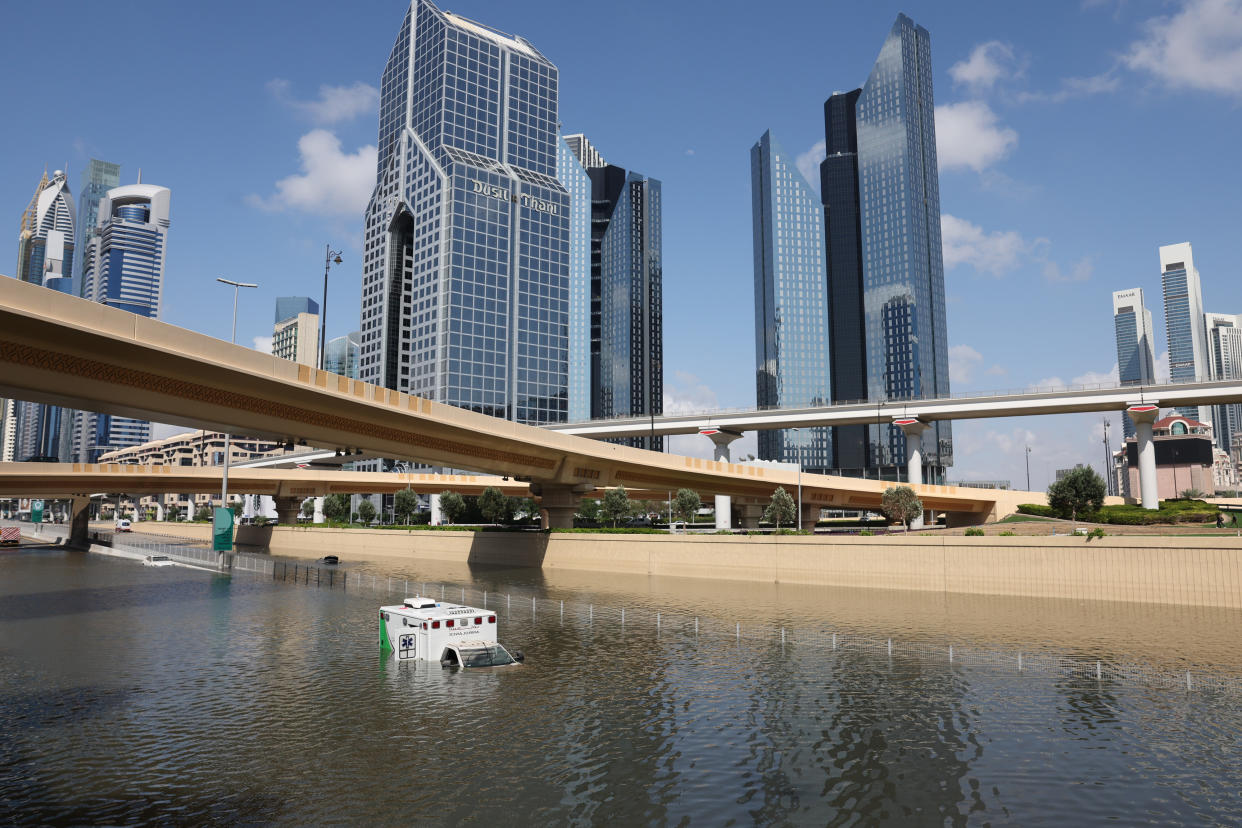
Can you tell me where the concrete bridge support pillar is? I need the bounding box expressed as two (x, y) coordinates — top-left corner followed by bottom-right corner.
(701, 428), (744, 530)
(894, 418), (930, 530)
(799, 503), (820, 532)
(313, 496), (324, 524)
(530, 482), (594, 530)
(1128, 404), (1160, 510)
(273, 496), (302, 526)
(738, 503), (765, 529)
(69, 495), (91, 548)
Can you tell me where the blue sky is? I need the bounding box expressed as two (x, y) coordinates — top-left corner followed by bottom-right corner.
(3, 0), (1240, 491)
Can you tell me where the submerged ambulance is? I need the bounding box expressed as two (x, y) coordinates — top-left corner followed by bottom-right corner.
(379, 596), (524, 668)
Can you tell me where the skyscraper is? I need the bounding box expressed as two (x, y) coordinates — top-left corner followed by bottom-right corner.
(820, 89), (867, 472)
(1160, 242), (1211, 423)
(1113, 287), (1156, 439)
(74, 159), (121, 297)
(74, 180), (171, 461)
(325, 331), (362, 379)
(360, 0), (569, 430)
(599, 170), (663, 450)
(275, 296), (319, 325)
(12, 169), (76, 460)
(562, 133), (663, 448)
(855, 14), (951, 480)
(751, 130), (832, 471)
(557, 136), (592, 423)
(1206, 312), (1242, 453)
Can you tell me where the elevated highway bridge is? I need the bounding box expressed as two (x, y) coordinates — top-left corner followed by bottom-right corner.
(0, 278), (1029, 535)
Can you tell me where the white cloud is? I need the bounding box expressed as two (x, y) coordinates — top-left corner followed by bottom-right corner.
(1042, 256), (1094, 283)
(267, 79), (380, 124)
(941, 213), (1031, 276)
(662, 370), (720, 415)
(1124, 0), (1242, 98)
(1072, 364), (1120, 386)
(949, 344), (984, 384)
(795, 140), (825, 192)
(1016, 71), (1122, 103)
(248, 129), (377, 217)
(252, 335), (273, 354)
(950, 41), (1021, 92)
(935, 101), (1018, 172)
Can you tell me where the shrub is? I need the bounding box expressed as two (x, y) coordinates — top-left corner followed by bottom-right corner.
(858, 529), (874, 537)
(964, 527), (985, 536)
(1086, 527), (1106, 541)
(1016, 504), (1055, 518)
(998, 530), (1016, 536)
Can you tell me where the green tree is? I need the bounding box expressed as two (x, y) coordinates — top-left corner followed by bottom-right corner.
(601, 486), (631, 527)
(511, 497), (537, 524)
(763, 486), (796, 530)
(478, 486), (512, 524)
(194, 505), (212, 521)
(439, 490), (467, 524)
(1180, 488), (1206, 499)
(881, 485), (924, 530)
(1047, 466), (1106, 522)
(576, 498), (600, 523)
(674, 488), (701, 530)
(394, 488), (420, 524)
(300, 499), (315, 520)
(357, 499), (377, 525)
(322, 493), (349, 523)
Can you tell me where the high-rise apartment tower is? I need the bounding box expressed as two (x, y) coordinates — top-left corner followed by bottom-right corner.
(1160, 242), (1211, 424)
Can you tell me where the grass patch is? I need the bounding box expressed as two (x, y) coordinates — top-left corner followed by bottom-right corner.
(999, 513), (1051, 523)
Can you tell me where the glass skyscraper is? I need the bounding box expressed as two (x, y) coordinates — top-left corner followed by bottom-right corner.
(74, 181), (171, 461)
(1112, 287), (1156, 439)
(12, 169), (76, 461)
(561, 134), (664, 449)
(751, 130), (832, 471)
(855, 14), (952, 480)
(74, 159), (121, 298)
(1160, 242), (1212, 424)
(557, 136), (592, 424)
(360, 0), (569, 430)
(325, 331), (362, 379)
(599, 170), (663, 450)
(820, 89), (868, 472)
(1206, 312), (1242, 452)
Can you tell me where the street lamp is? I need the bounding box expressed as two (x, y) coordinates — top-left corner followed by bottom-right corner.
(1025, 444), (1032, 491)
(318, 245), (343, 371)
(216, 278), (258, 512)
(793, 428), (803, 530)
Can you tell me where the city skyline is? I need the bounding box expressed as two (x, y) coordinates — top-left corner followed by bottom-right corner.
(1, 0), (1241, 491)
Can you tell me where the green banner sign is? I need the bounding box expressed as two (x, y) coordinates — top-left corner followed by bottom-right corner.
(31, 500), (44, 524)
(212, 507), (234, 552)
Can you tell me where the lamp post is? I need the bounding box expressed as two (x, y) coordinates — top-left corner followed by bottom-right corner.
(318, 245), (343, 371)
(1025, 444), (1032, 491)
(793, 428), (803, 529)
(216, 278), (258, 513)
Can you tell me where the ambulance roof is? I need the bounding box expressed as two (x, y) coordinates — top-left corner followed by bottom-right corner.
(381, 596), (491, 620)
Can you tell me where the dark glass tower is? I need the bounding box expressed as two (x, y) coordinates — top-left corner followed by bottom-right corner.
(563, 134), (663, 450)
(359, 0), (569, 428)
(820, 89), (868, 472)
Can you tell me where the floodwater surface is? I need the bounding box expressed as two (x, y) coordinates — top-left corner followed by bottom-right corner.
(3, 544), (1242, 826)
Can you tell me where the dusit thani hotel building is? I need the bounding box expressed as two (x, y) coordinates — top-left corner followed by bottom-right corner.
(360, 0), (570, 433)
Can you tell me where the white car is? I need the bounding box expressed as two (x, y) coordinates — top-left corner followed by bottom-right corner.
(142, 555), (174, 567)
(115, 519), (132, 532)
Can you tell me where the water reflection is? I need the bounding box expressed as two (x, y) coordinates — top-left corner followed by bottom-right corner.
(3, 549), (1242, 825)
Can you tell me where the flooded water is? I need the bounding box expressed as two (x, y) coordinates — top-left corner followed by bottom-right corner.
(4, 543), (1242, 825)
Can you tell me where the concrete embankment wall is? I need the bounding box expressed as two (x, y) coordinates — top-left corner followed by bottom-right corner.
(121, 522), (1242, 609)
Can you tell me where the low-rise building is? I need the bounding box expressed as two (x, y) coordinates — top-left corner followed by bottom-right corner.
(97, 430), (297, 519)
